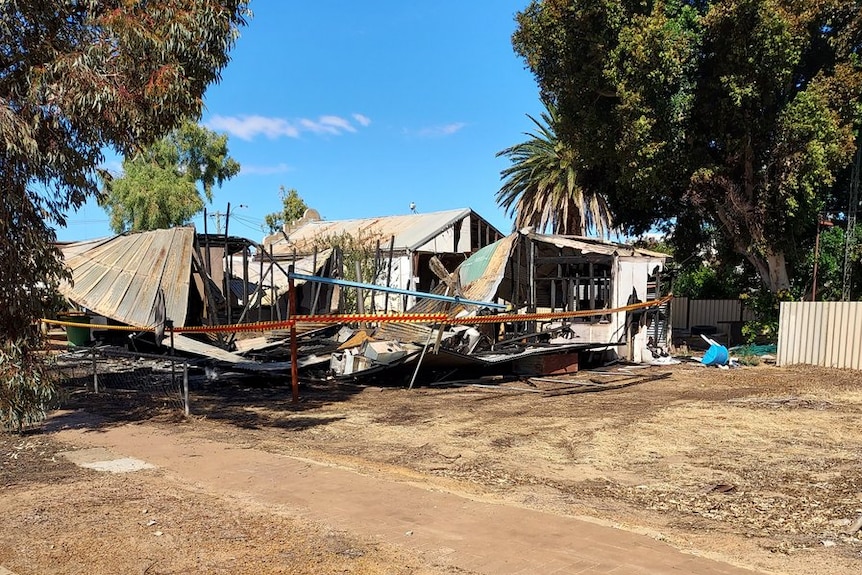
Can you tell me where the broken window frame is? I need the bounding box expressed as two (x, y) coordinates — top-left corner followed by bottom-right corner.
(534, 255), (613, 323)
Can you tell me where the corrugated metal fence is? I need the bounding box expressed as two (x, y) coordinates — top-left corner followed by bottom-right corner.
(777, 302), (862, 369)
(671, 297), (754, 330)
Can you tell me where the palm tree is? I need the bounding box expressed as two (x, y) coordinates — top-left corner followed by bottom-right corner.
(496, 102), (613, 237)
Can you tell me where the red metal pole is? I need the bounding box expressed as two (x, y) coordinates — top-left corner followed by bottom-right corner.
(288, 265), (299, 403)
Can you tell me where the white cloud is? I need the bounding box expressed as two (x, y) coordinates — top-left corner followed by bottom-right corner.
(298, 117), (338, 135)
(415, 122), (467, 138)
(207, 115), (299, 140)
(206, 114), (370, 141)
(239, 163), (292, 176)
(319, 115), (356, 133)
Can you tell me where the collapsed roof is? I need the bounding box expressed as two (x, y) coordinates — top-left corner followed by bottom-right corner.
(54, 221), (671, 380)
(59, 227), (196, 329)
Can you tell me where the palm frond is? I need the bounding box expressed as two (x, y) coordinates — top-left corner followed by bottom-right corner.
(496, 101), (614, 237)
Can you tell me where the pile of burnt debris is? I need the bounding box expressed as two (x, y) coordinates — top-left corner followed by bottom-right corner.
(56, 227), (673, 386)
(208, 319), (615, 387)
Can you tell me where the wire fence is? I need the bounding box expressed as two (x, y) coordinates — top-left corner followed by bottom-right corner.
(51, 346), (191, 416)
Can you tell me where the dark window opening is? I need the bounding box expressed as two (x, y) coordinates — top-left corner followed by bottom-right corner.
(535, 260), (612, 322)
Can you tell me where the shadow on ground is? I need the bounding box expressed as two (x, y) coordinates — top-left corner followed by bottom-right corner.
(55, 357), (365, 434)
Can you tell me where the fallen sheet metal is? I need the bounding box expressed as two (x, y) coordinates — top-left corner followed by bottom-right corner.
(171, 334), (298, 373)
(60, 227), (195, 329)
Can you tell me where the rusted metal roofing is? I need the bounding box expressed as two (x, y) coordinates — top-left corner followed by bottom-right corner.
(58, 237), (113, 259)
(458, 234), (519, 303)
(526, 233), (669, 258)
(268, 208), (478, 257)
(59, 227), (195, 328)
(399, 234), (517, 319)
(374, 321), (435, 345)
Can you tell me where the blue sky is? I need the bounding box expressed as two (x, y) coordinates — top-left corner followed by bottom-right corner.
(57, 1), (543, 242)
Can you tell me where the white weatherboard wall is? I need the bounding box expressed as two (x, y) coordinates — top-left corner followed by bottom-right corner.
(413, 217), (472, 253)
(372, 255), (414, 312)
(617, 257), (662, 363)
(777, 302), (862, 369)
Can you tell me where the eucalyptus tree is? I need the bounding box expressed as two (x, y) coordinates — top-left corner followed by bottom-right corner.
(513, 0), (862, 293)
(497, 101), (614, 237)
(0, 0), (249, 430)
(264, 187), (309, 234)
(100, 121), (241, 233)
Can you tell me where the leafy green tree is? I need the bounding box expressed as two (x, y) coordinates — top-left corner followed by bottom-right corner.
(673, 264), (748, 300)
(100, 121), (241, 233)
(513, 0), (862, 293)
(0, 0), (249, 430)
(264, 187), (309, 234)
(640, 227), (760, 300)
(497, 101), (614, 236)
(313, 230), (381, 314)
(806, 223), (862, 301)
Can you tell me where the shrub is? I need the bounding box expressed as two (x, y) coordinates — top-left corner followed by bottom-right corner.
(0, 341), (59, 432)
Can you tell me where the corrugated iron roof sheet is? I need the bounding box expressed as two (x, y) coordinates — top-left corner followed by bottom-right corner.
(59, 227), (195, 328)
(458, 235), (517, 297)
(455, 234), (518, 306)
(374, 321), (434, 345)
(527, 233), (669, 259)
(59, 237), (113, 259)
(269, 208), (473, 257)
(401, 235), (517, 318)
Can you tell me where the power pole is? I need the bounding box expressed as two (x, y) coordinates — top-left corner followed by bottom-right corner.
(209, 211), (225, 234)
(842, 137), (861, 301)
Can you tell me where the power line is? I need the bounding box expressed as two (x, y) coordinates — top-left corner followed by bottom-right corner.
(228, 217), (266, 236)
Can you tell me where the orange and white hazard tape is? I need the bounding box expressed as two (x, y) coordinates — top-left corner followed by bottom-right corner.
(40, 294), (672, 335)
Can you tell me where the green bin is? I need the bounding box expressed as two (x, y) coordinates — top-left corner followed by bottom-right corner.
(59, 312), (91, 347)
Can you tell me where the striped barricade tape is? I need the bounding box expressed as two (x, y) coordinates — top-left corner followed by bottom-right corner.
(40, 295), (672, 335)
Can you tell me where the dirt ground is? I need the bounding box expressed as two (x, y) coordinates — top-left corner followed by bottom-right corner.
(2, 356), (862, 574)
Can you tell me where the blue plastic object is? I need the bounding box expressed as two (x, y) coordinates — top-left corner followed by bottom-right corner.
(702, 343), (729, 366)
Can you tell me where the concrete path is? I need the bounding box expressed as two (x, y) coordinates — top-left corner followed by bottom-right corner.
(48, 411), (766, 575)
